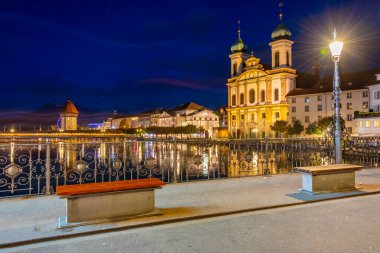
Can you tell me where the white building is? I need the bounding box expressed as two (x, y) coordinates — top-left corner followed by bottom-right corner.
(286, 69), (379, 135)
(355, 70), (380, 136)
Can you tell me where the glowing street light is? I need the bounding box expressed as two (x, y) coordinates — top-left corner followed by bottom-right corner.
(329, 28), (343, 164)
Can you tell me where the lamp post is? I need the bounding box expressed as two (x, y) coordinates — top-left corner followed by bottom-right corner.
(329, 28), (344, 164)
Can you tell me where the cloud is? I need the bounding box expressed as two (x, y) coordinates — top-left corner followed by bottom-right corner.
(138, 77), (224, 91)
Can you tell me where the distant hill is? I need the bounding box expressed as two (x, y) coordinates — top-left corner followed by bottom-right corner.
(0, 103), (125, 130)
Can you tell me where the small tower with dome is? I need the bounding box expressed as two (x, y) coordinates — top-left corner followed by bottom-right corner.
(59, 99), (79, 131)
(229, 20), (250, 78)
(269, 2), (294, 69)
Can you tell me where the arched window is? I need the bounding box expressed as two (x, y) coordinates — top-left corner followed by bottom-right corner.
(233, 63), (238, 76)
(274, 88), (279, 101)
(261, 90), (266, 103)
(275, 52), (280, 67)
(232, 95), (236, 106)
(240, 93), (244, 105)
(286, 51), (290, 66)
(249, 89), (255, 103)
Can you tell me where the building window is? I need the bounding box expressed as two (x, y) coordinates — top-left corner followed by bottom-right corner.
(347, 127), (352, 133)
(274, 88), (279, 101)
(375, 91), (380, 100)
(347, 114), (352, 121)
(317, 95), (322, 101)
(275, 52), (280, 67)
(346, 93), (352, 99)
(232, 95), (236, 106)
(292, 117), (296, 122)
(249, 89), (255, 103)
(262, 113), (266, 119)
(241, 115), (245, 120)
(366, 120), (371, 128)
(375, 121), (380, 127)
(275, 112), (280, 118)
(305, 106), (309, 112)
(261, 90), (266, 102)
(232, 115), (236, 120)
(292, 106), (296, 113)
(358, 120), (363, 127)
(305, 116), (309, 123)
(286, 51), (290, 66)
(233, 63), (237, 77)
(251, 114), (255, 121)
(347, 103), (352, 110)
(363, 91), (369, 98)
(317, 105), (322, 111)
(318, 115), (322, 121)
(305, 97), (310, 102)
(363, 101), (369, 109)
(291, 98), (296, 103)
(240, 93), (244, 105)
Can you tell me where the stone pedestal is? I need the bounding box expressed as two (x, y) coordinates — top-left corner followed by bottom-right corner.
(295, 164), (363, 194)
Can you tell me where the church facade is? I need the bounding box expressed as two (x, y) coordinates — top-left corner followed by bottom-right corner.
(227, 15), (296, 138)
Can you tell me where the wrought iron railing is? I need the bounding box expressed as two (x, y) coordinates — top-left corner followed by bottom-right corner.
(0, 137), (377, 198)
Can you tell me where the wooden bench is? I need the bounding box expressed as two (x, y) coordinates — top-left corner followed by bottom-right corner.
(294, 164), (363, 194)
(56, 178), (165, 228)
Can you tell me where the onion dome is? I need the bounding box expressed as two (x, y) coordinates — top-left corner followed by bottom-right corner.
(231, 21), (248, 53)
(271, 23), (292, 40)
(61, 99), (79, 114)
(271, 3), (292, 40)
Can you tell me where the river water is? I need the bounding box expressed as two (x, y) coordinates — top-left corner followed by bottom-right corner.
(0, 137), (335, 197)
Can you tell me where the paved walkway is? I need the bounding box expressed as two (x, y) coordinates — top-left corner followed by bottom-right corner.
(6, 193), (380, 253)
(1, 168), (380, 249)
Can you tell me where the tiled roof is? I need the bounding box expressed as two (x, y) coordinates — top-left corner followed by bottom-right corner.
(173, 102), (203, 111)
(61, 99), (79, 114)
(287, 68), (380, 97)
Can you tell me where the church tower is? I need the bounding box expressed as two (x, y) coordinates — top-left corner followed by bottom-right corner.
(60, 99), (79, 131)
(269, 3), (293, 69)
(229, 21), (250, 78)
(226, 3), (297, 140)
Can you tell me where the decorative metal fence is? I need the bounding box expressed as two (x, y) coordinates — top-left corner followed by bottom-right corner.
(0, 137), (377, 198)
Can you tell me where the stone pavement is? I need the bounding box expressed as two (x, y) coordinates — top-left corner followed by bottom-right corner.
(5, 193), (380, 253)
(1, 168), (380, 249)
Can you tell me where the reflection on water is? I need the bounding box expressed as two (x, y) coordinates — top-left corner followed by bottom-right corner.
(0, 138), (333, 197)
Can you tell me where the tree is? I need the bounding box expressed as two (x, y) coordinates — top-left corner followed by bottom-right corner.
(287, 120), (304, 136)
(305, 121), (319, 136)
(305, 116), (346, 136)
(270, 120), (289, 137)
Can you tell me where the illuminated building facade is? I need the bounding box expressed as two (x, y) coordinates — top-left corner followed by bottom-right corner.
(227, 14), (296, 138)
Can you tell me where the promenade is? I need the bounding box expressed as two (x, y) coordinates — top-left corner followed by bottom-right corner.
(2, 168), (380, 251)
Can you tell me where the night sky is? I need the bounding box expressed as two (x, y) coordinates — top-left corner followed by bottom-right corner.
(0, 0), (379, 114)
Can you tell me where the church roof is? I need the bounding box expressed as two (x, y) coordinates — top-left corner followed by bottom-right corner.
(61, 99), (79, 114)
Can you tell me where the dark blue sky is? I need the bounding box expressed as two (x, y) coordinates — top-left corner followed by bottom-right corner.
(0, 0), (379, 113)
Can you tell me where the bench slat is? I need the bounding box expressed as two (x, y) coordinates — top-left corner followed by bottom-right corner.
(56, 178), (165, 196)
(295, 164), (362, 175)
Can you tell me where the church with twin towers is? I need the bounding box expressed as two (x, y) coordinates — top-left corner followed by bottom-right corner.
(226, 8), (297, 139)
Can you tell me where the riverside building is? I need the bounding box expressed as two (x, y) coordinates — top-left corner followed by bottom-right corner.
(226, 13), (296, 138)
(354, 71), (380, 136)
(287, 69), (380, 136)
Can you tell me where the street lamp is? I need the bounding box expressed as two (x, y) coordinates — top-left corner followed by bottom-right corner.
(329, 28), (344, 164)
